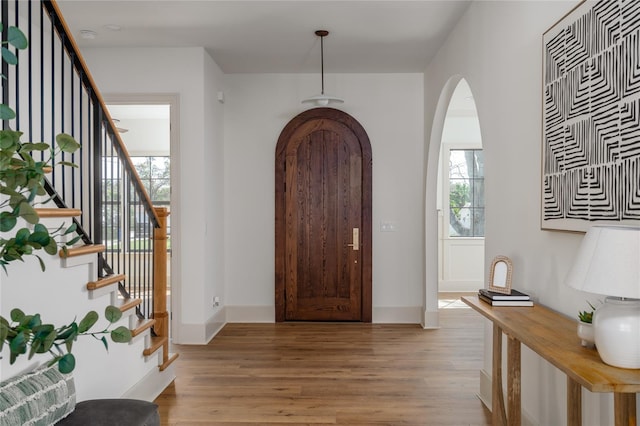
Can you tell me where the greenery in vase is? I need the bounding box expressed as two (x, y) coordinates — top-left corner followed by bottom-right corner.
(578, 301), (597, 324)
(0, 25), (132, 373)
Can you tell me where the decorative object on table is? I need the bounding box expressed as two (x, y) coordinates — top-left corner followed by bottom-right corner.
(577, 302), (596, 348)
(301, 30), (344, 107)
(541, 0), (640, 232)
(478, 288), (533, 307)
(488, 255), (513, 295)
(565, 225), (640, 368)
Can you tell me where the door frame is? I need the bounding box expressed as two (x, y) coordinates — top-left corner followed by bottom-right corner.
(274, 107), (372, 322)
(103, 93), (181, 342)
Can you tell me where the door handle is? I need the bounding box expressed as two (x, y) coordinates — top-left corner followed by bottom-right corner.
(347, 228), (359, 251)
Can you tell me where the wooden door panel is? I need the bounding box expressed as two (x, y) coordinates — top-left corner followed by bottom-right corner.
(285, 123), (362, 320)
(276, 108), (372, 322)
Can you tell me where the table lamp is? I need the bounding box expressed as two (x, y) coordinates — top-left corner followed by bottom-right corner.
(565, 225), (640, 369)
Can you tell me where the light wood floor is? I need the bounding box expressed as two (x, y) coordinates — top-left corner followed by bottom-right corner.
(154, 302), (491, 425)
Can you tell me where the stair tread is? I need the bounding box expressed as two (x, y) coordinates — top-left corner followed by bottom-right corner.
(59, 244), (105, 258)
(115, 297), (141, 313)
(160, 353), (179, 371)
(131, 318), (156, 338)
(35, 208), (82, 218)
(87, 273), (126, 290)
(143, 335), (168, 357)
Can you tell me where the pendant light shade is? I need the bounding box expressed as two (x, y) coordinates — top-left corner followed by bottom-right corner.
(302, 30), (344, 107)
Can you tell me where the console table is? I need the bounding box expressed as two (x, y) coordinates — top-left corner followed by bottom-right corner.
(462, 296), (640, 426)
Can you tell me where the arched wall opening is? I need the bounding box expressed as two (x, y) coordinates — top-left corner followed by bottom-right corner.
(424, 76), (484, 328)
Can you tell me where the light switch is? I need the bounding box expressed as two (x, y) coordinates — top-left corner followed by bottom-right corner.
(380, 221), (397, 232)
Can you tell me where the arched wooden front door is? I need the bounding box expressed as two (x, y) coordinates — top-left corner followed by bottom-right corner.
(275, 108), (372, 322)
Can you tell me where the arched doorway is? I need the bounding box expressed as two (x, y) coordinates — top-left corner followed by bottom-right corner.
(437, 80), (484, 294)
(275, 107), (372, 322)
(424, 77), (483, 328)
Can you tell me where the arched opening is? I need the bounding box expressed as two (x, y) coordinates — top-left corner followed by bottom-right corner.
(437, 80), (484, 295)
(424, 77), (483, 328)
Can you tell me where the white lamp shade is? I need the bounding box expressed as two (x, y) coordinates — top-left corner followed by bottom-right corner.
(301, 94), (344, 107)
(565, 225), (640, 299)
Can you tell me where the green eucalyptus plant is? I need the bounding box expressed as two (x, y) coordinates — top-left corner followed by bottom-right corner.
(0, 306), (132, 374)
(0, 23), (81, 272)
(0, 25), (132, 373)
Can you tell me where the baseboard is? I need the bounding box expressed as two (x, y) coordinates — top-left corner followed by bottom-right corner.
(121, 363), (176, 402)
(478, 368), (492, 409)
(225, 305), (275, 323)
(372, 306), (422, 323)
(439, 280), (483, 292)
(422, 310), (440, 329)
(177, 308), (226, 344)
(205, 308), (226, 343)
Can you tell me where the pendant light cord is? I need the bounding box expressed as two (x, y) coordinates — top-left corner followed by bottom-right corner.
(320, 34), (325, 95)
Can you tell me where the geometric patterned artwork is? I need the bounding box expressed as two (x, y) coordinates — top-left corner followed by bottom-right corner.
(542, 0), (640, 231)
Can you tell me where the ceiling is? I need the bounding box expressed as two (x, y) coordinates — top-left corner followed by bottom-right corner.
(56, 0), (472, 74)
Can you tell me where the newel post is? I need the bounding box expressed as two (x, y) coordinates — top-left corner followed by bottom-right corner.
(153, 207), (170, 359)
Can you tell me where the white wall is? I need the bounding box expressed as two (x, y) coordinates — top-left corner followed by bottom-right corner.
(424, 1), (634, 424)
(82, 48), (426, 334)
(81, 47), (226, 344)
(223, 73), (425, 323)
(0, 229), (159, 401)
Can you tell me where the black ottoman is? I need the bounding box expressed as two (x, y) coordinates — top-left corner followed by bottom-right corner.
(56, 399), (160, 426)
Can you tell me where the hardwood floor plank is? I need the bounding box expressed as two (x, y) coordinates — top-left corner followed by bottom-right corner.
(155, 307), (491, 425)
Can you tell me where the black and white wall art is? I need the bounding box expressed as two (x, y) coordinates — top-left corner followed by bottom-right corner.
(542, 0), (640, 232)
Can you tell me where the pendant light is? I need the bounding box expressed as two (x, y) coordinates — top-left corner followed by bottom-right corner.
(301, 30), (344, 107)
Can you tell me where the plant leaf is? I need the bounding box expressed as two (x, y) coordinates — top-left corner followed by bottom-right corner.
(44, 238), (58, 255)
(10, 308), (25, 323)
(17, 202), (38, 224)
(0, 211), (17, 232)
(111, 326), (132, 343)
(0, 317), (9, 351)
(1, 47), (17, 65)
(41, 329), (57, 352)
(57, 353), (76, 374)
(55, 133), (80, 153)
(57, 161), (78, 168)
(7, 26), (28, 50)
(28, 230), (50, 246)
(100, 335), (108, 351)
(9, 330), (27, 356)
(35, 255), (45, 271)
(104, 305), (122, 323)
(0, 104), (16, 121)
(20, 142), (49, 152)
(78, 311), (98, 333)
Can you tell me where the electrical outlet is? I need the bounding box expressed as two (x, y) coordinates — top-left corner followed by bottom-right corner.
(213, 296), (220, 307)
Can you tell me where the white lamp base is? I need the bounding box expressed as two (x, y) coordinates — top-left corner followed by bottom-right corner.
(593, 297), (640, 369)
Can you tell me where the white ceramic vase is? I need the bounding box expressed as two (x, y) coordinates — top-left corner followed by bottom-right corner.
(593, 297), (640, 369)
(577, 321), (595, 348)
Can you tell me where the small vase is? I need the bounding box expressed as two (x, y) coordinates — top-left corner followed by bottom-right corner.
(577, 321), (595, 348)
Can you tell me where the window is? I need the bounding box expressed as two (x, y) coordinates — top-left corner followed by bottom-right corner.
(131, 157), (170, 206)
(449, 149), (484, 237)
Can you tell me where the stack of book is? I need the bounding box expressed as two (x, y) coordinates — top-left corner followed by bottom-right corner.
(478, 288), (533, 307)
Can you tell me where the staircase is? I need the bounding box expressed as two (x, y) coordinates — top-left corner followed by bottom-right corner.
(5, 207), (179, 400)
(37, 209), (178, 374)
(0, 0), (177, 399)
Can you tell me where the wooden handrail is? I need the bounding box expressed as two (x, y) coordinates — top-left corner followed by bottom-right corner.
(46, 0), (161, 228)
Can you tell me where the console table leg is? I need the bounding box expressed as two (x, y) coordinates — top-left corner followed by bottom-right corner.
(613, 393), (636, 426)
(507, 335), (521, 426)
(567, 377), (581, 426)
(493, 324), (508, 425)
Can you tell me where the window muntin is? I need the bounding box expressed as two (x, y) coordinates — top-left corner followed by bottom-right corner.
(449, 149), (484, 237)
